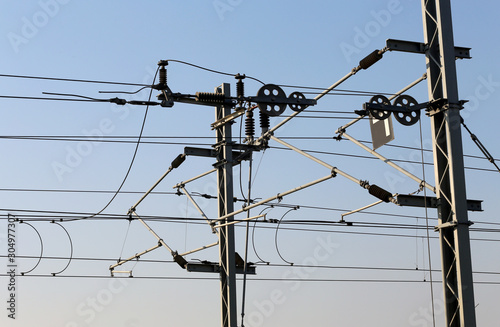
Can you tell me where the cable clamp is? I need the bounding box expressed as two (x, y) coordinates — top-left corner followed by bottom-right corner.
(276, 193), (283, 203)
(334, 128), (345, 140)
(331, 168), (338, 178)
(360, 180), (370, 189)
(108, 97), (127, 105)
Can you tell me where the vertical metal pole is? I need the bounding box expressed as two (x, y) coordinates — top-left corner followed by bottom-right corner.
(422, 0), (476, 326)
(215, 83), (237, 327)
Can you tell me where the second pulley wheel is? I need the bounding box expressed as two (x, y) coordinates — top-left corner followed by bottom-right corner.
(393, 95), (420, 126)
(256, 84), (287, 117)
(288, 91), (307, 112)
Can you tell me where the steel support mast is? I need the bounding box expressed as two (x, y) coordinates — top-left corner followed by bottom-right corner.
(214, 83), (238, 327)
(422, 0), (476, 325)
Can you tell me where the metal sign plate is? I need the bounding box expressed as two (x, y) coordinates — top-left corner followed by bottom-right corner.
(369, 114), (394, 150)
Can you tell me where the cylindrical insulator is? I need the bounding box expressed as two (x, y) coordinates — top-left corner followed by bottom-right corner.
(359, 50), (383, 70)
(237, 79), (244, 98)
(159, 66), (167, 86)
(195, 92), (226, 103)
(170, 154), (186, 169)
(368, 184), (392, 202)
(260, 111), (270, 132)
(245, 110), (255, 138)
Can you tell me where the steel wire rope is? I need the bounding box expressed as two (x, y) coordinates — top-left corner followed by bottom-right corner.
(0, 95), (107, 103)
(0, 73), (149, 87)
(2, 273), (500, 285)
(419, 119), (436, 327)
(0, 136), (213, 146)
(64, 66), (160, 221)
(461, 116), (500, 171)
(5, 254), (500, 277)
(3, 215), (500, 242)
(0, 205), (481, 225)
(240, 149), (254, 327)
(99, 86), (150, 95)
(251, 207), (274, 264)
(118, 219), (133, 263)
(268, 145), (500, 173)
(162, 59), (265, 85)
(2, 208), (500, 237)
(50, 222), (74, 276)
(276, 83), (398, 97)
(0, 73), (427, 99)
(19, 221), (44, 275)
(274, 208), (298, 265)
(1, 134), (496, 163)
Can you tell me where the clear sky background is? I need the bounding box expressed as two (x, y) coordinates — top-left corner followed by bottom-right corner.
(1, 1), (499, 326)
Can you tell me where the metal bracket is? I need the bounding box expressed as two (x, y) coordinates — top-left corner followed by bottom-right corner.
(394, 194), (483, 211)
(434, 220), (474, 231)
(157, 87), (175, 107)
(364, 98), (468, 117)
(185, 253), (256, 274)
(186, 262), (256, 274)
(426, 99), (467, 116)
(434, 221), (458, 231)
(184, 146), (252, 163)
(386, 38), (471, 59)
(246, 95), (317, 107)
(363, 101), (429, 113)
(212, 108), (246, 129)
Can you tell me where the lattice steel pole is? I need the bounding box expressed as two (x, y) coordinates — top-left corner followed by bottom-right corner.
(214, 83), (237, 327)
(422, 0), (476, 325)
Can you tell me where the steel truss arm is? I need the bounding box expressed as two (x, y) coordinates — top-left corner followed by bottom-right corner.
(211, 174), (336, 224)
(173, 168), (217, 189)
(111, 211), (218, 272)
(269, 136), (398, 206)
(128, 153), (186, 215)
(180, 186), (218, 235)
(339, 132), (435, 193)
(270, 135), (361, 184)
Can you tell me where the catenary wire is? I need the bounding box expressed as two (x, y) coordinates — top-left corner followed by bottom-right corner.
(0, 73), (150, 87)
(1, 273), (500, 285)
(2, 210), (499, 242)
(3, 254), (500, 277)
(0, 135), (496, 172)
(1, 134), (496, 163)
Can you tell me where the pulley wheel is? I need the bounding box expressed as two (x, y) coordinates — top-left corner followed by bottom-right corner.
(257, 84), (287, 117)
(288, 91), (307, 112)
(368, 95), (391, 120)
(393, 95), (420, 126)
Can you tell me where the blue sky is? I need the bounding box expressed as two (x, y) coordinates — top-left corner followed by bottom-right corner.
(1, 1), (500, 326)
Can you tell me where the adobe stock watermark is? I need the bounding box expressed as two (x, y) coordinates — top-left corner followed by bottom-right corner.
(244, 234), (340, 327)
(408, 298), (445, 327)
(383, 136), (433, 193)
(339, 0), (403, 63)
(62, 278), (129, 327)
(213, 0), (243, 21)
(6, 215), (18, 320)
(51, 118), (116, 182)
(51, 65), (157, 183)
(7, 0), (72, 54)
(460, 74), (500, 120)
